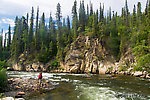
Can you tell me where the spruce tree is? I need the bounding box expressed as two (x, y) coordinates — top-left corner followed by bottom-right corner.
(35, 7), (39, 51)
(67, 16), (71, 44)
(79, 0), (86, 32)
(4, 33), (6, 49)
(125, 0), (129, 26)
(132, 5), (137, 27)
(86, 4), (89, 25)
(137, 2), (142, 27)
(92, 13), (97, 36)
(96, 9), (99, 24)
(0, 29), (3, 48)
(145, 0), (149, 15)
(0, 29), (3, 60)
(109, 7), (111, 21)
(56, 3), (63, 61)
(49, 13), (56, 39)
(11, 16), (18, 59)
(99, 3), (102, 22)
(90, 1), (93, 16)
(7, 25), (11, 51)
(29, 7), (34, 53)
(72, 0), (78, 39)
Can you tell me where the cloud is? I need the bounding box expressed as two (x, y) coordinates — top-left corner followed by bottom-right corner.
(0, 18), (15, 27)
(0, 0), (147, 33)
(0, 0), (147, 18)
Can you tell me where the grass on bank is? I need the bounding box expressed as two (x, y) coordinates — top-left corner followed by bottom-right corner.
(0, 60), (8, 93)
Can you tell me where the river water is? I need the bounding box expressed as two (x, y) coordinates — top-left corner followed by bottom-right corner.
(7, 71), (150, 100)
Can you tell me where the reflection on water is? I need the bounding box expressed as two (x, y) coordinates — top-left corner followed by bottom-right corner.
(7, 71), (150, 100)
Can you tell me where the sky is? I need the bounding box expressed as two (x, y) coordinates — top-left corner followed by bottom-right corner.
(0, 0), (147, 33)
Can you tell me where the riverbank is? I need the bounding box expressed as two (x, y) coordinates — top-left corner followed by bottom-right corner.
(106, 70), (150, 79)
(1, 77), (54, 100)
(4, 71), (150, 100)
(7, 66), (150, 79)
(49, 69), (150, 79)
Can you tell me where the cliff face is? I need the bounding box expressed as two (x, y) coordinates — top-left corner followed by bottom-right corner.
(9, 35), (150, 78)
(64, 35), (116, 74)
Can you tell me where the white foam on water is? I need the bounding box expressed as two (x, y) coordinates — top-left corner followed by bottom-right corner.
(66, 73), (91, 77)
(75, 84), (125, 100)
(53, 76), (61, 79)
(42, 73), (53, 78)
(61, 78), (70, 82)
(73, 80), (81, 83)
(48, 78), (60, 82)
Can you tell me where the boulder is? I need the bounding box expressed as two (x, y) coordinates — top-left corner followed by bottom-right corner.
(92, 61), (98, 73)
(8, 79), (14, 84)
(146, 74), (150, 79)
(98, 63), (107, 74)
(43, 67), (47, 72)
(118, 71), (124, 75)
(7, 67), (14, 71)
(15, 86), (21, 89)
(80, 60), (85, 73)
(70, 64), (80, 73)
(15, 95), (23, 98)
(12, 64), (23, 71)
(133, 71), (143, 77)
(84, 63), (92, 73)
(84, 60), (90, 73)
(1, 97), (14, 100)
(15, 98), (25, 100)
(99, 68), (106, 75)
(32, 63), (39, 71)
(130, 72), (135, 76)
(17, 92), (25, 95)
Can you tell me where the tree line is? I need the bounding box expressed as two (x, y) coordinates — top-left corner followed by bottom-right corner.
(0, 0), (150, 71)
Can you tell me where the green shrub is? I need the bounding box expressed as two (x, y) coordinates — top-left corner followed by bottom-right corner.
(108, 67), (113, 71)
(0, 93), (4, 98)
(58, 67), (64, 70)
(50, 60), (59, 67)
(48, 59), (59, 70)
(133, 45), (150, 71)
(37, 52), (50, 64)
(147, 70), (150, 74)
(7, 62), (12, 67)
(133, 66), (143, 71)
(118, 64), (129, 71)
(0, 69), (8, 92)
(119, 66), (128, 71)
(0, 60), (6, 70)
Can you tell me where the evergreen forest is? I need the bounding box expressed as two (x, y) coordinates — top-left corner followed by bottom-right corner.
(0, 0), (150, 72)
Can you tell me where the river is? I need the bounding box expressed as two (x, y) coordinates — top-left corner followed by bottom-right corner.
(7, 71), (150, 100)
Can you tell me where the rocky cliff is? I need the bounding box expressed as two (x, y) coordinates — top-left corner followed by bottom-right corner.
(64, 35), (116, 74)
(9, 35), (150, 78)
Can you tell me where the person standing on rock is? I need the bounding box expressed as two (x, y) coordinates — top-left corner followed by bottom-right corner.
(38, 71), (42, 87)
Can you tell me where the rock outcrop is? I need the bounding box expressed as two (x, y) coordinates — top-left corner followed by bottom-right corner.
(119, 48), (136, 68)
(12, 64), (25, 71)
(64, 35), (115, 74)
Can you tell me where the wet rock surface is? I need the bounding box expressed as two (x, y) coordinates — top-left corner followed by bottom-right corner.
(2, 77), (54, 100)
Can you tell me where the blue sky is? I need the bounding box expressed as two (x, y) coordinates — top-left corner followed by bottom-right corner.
(0, 0), (147, 33)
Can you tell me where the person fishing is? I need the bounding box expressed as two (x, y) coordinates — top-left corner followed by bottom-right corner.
(38, 71), (42, 87)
